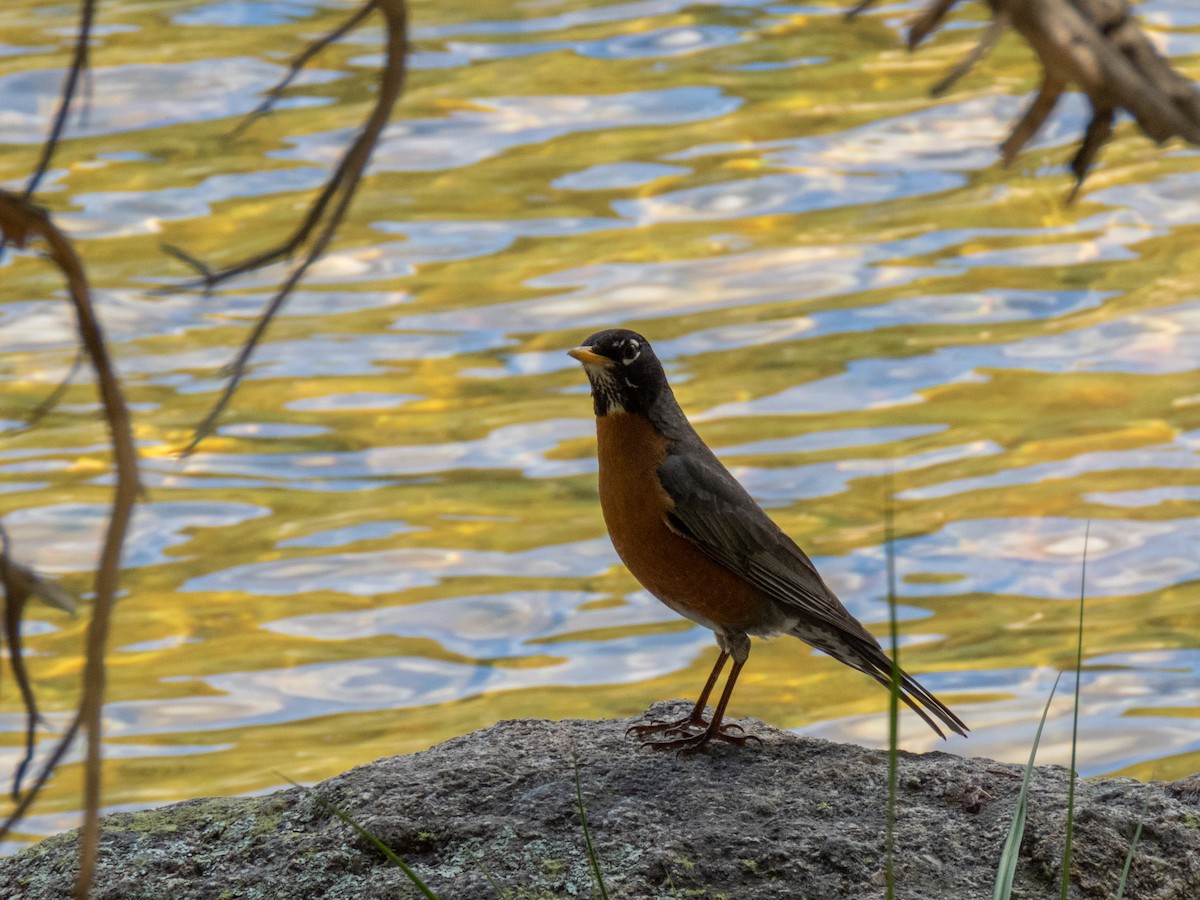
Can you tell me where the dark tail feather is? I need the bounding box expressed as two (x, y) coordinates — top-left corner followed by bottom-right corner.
(797, 627), (969, 738)
(861, 651), (969, 739)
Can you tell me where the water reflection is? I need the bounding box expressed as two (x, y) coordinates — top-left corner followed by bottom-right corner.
(4, 501), (268, 572)
(2, 0), (1198, 850)
(183, 539), (617, 595)
(615, 169), (965, 223)
(729, 440), (1002, 503)
(902, 430), (1200, 500)
(155, 418), (596, 487)
(264, 589), (676, 655)
(707, 307), (1200, 417)
(805, 650), (1200, 777)
(97, 628), (715, 736)
(414, 0), (770, 39)
(0, 59), (338, 144)
(276, 87), (743, 173)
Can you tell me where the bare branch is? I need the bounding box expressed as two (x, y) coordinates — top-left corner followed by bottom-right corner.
(3, 351), (85, 435)
(848, 0), (1200, 192)
(929, 13), (1008, 96)
(22, 0), (97, 200)
(999, 74), (1068, 164)
(1068, 102), (1114, 200)
(844, 0), (879, 20)
(164, 0), (388, 293)
(177, 0), (409, 454)
(0, 189), (141, 899)
(232, 0), (378, 138)
(0, 525), (77, 798)
(909, 0), (964, 49)
(0, 711), (83, 844)
(0, 0), (96, 265)
(2, 558), (43, 800)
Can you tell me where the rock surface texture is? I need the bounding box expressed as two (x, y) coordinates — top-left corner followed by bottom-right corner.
(1, 701), (1197, 899)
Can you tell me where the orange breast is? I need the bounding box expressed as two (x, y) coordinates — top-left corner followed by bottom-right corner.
(595, 412), (768, 634)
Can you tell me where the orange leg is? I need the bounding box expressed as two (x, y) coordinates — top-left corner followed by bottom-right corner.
(639, 655), (762, 753)
(626, 649), (729, 740)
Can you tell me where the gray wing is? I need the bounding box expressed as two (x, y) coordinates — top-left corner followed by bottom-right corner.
(659, 445), (970, 739)
(658, 447), (879, 645)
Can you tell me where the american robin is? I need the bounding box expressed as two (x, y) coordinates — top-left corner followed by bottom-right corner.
(568, 328), (968, 751)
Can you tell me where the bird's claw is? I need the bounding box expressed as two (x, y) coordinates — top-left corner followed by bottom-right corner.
(626, 717), (708, 740)
(639, 726), (762, 754)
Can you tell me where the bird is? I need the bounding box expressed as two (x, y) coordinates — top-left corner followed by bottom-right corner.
(568, 328), (968, 752)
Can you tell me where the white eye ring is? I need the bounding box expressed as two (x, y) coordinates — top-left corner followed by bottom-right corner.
(621, 340), (641, 366)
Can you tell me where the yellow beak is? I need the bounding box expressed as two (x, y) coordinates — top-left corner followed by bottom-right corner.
(567, 346), (615, 368)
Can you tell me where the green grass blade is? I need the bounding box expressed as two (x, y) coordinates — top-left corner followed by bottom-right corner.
(466, 846), (508, 898)
(994, 670), (1063, 900)
(573, 753), (610, 900)
(665, 868), (682, 899)
(1114, 794), (1150, 900)
(284, 776), (439, 900)
(1059, 521), (1090, 899)
(884, 479), (900, 900)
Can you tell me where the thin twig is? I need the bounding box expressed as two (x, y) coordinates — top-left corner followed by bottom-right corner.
(22, 0), (96, 200)
(232, 0), (378, 139)
(929, 13), (1009, 96)
(0, 190), (141, 900)
(4, 351), (85, 434)
(0, 527), (50, 798)
(1000, 73), (1068, 165)
(0, 710), (83, 843)
(844, 0), (879, 20)
(2, 566), (44, 800)
(178, 0), (409, 454)
(0, 0), (96, 264)
(908, 0), (964, 49)
(165, 0), (396, 293)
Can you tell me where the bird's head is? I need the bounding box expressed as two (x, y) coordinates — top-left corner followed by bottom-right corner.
(568, 328), (668, 417)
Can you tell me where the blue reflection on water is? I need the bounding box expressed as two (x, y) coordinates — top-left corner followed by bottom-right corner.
(182, 539), (618, 596)
(263, 589), (677, 657)
(554, 162), (690, 190)
(78, 629), (716, 737)
(175, 1), (334, 28)
(820, 516), (1200, 602)
(802, 650), (1200, 776)
(278, 522), (422, 549)
(414, 0), (770, 39)
(0, 59), (340, 144)
(273, 87), (743, 174)
(901, 430), (1200, 500)
(3, 502), (268, 573)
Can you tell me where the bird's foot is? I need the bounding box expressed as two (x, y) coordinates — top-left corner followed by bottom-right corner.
(639, 725), (761, 755)
(626, 714), (747, 740)
(625, 715), (708, 740)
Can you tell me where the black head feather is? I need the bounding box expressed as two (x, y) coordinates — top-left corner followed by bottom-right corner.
(569, 328), (670, 417)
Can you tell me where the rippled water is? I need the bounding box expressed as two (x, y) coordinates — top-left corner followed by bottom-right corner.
(1, 0), (1198, 849)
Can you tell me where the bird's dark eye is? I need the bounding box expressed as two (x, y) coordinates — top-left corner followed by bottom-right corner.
(620, 339), (641, 366)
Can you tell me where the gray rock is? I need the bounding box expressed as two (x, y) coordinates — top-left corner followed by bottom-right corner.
(1, 701), (1196, 899)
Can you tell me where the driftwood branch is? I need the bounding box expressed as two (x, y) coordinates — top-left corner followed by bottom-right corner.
(0, 189), (141, 900)
(850, 0), (1200, 192)
(168, 0), (409, 454)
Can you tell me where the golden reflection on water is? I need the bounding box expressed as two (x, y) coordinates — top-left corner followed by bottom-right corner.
(1, 0), (1199, 847)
